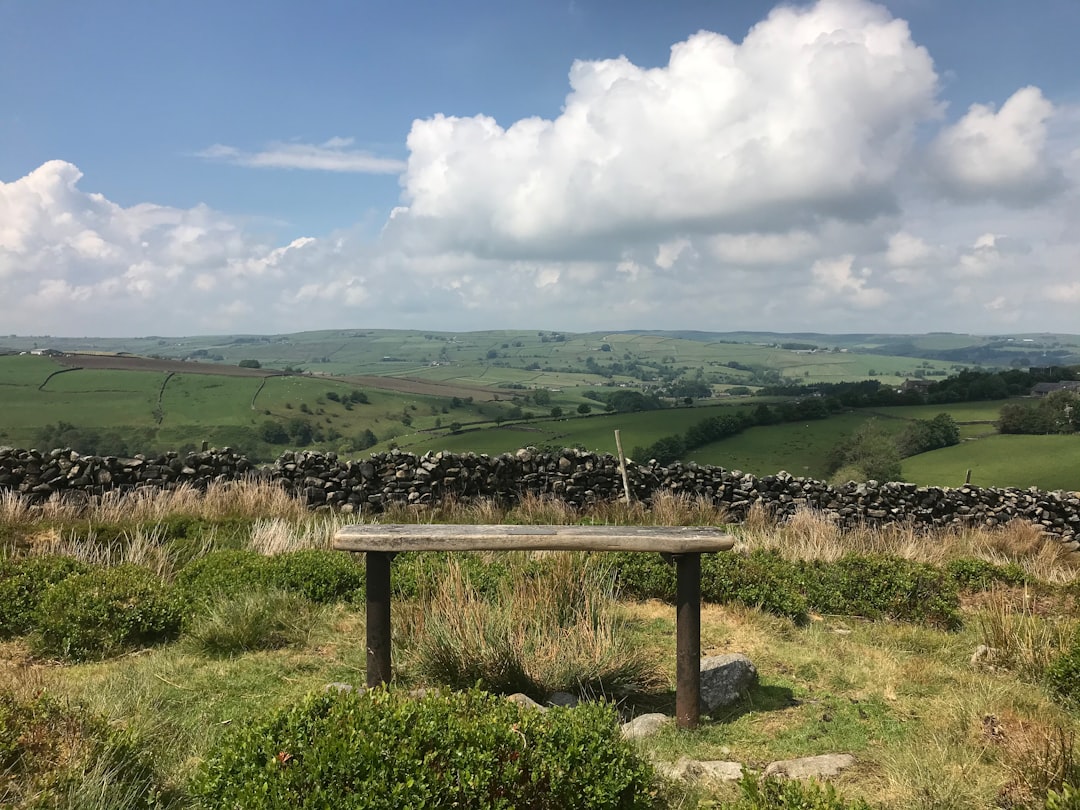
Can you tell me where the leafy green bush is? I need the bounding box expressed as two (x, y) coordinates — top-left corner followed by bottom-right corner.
(803, 554), (962, 630)
(195, 687), (660, 809)
(728, 769), (871, 809)
(174, 549), (272, 609)
(945, 557), (1027, 591)
(610, 550), (809, 624)
(1047, 783), (1080, 810)
(0, 555), (89, 637)
(266, 549), (364, 603)
(0, 689), (175, 808)
(32, 564), (182, 661)
(702, 550), (811, 625)
(1046, 634), (1080, 707)
(611, 550), (960, 629)
(183, 588), (324, 657)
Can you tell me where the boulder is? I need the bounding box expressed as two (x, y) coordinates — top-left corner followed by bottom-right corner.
(700, 653), (757, 714)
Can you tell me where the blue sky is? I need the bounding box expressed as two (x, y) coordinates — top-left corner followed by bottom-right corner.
(1, 0), (1078, 336)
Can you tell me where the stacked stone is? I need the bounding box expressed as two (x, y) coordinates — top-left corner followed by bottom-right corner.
(1, 445), (1077, 547)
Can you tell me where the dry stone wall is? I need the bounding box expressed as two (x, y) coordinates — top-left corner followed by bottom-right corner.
(1, 445), (1078, 549)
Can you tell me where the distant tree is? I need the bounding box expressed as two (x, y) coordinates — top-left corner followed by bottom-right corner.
(576, 403), (592, 415)
(449, 422), (462, 434)
(550, 407), (563, 418)
(238, 359), (261, 368)
(826, 420), (902, 484)
(348, 390), (369, 405)
(259, 420), (289, 444)
(532, 389), (552, 407)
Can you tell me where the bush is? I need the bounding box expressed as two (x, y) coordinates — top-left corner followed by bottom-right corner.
(803, 554), (961, 630)
(183, 588), (323, 657)
(0, 689), (174, 808)
(702, 550), (810, 624)
(195, 688), (660, 809)
(266, 549), (364, 603)
(946, 557), (1027, 591)
(0, 555), (89, 638)
(1046, 635), (1080, 707)
(174, 550), (273, 609)
(32, 564), (182, 661)
(613, 550), (960, 629)
(729, 769), (871, 809)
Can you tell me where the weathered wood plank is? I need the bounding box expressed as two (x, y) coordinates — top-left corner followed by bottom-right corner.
(333, 523), (736, 553)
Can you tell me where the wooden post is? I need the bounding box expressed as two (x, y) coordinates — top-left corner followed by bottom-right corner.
(965, 469), (972, 485)
(614, 429), (632, 505)
(675, 552), (701, 729)
(366, 551), (393, 687)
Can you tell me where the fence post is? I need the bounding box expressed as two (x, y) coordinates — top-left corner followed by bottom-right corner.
(675, 552), (702, 728)
(366, 551), (393, 687)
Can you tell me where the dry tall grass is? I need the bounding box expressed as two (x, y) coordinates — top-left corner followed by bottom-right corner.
(400, 553), (665, 699)
(3, 484), (1078, 583)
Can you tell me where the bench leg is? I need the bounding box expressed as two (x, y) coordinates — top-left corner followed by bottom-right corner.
(367, 551), (393, 687)
(675, 552), (701, 729)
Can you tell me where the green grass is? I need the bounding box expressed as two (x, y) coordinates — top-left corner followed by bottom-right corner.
(903, 434), (1080, 491)
(685, 413), (901, 479)
(868, 400), (1011, 423)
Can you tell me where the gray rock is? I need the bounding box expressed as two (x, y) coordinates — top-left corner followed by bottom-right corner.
(669, 757), (745, 782)
(763, 753), (856, 779)
(505, 693), (546, 711)
(700, 653), (757, 714)
(546, 691), (579, 708)
(620, 713), (671, 739)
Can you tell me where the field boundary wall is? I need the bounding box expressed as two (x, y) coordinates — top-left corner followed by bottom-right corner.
(1, 445), (1077, 548)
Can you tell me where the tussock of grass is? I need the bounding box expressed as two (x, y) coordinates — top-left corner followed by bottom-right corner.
(182, 588), (325, 657)
(401, 553), (665, 700)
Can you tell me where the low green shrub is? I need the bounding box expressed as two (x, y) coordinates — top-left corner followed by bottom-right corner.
(702, 550), (811, 625)
(182, 588), (324, 657)
(266, 549), (364, 603)
(945, 557), (1027, 591)
(612, 550), (960, 629)
(0, 689), (175, 809)
(1047, 783), (1080, 810)
(803, 554), (962, 630)
(610, 550), (809, 624)
(174, 549), (272, 609)
(32, 564), (182, 661)
(1046, 633), (1080, 707)
(728, 769), (871, 809)
(195, 687), (660, 809)
(0, 555), (89, 637)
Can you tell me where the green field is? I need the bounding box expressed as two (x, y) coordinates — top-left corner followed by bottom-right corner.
(903, 435), (1080, 491)
(684, 412), (898, 479)
(376, 403), (754, 457)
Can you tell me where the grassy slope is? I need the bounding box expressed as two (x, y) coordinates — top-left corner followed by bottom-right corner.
(904, 434), (1080, 491)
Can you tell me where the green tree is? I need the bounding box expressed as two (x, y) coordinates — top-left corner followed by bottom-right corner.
(576, 403), (592, 415)
(238, 359), (261, 368)
(827, 420), (902, 483)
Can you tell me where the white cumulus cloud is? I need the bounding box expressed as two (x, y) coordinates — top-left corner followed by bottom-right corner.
(387, 0), (939, 257)
(926, 86), (1065, 204)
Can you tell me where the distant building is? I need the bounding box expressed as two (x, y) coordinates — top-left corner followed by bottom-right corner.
(899, 379), (932, 394)
(1031, 381), (1080, 397)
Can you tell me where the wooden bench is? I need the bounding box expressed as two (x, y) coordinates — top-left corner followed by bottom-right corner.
(333, 523), (736, 728)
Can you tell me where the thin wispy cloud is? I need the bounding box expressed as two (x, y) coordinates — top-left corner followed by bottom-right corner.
(198, 137), (405, 174)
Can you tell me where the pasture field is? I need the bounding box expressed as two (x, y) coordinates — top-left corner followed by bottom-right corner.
(903, 434), (1080, 491)
(684, 412), (901, 479)
(1, 327), (962, 386)
(868, 399), (1010, 423)
(378, 402), (755, 457)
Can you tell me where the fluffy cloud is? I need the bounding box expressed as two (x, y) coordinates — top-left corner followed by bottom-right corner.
(926, 86), (1064, 204)
(198, 137), (405, 173)
(388, 0), (939, 256)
